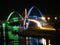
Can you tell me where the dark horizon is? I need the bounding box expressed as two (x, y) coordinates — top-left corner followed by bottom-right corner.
(0, 0), (60, 20)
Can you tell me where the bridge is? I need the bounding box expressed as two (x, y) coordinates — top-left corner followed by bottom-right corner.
(0, 6), (56, 45)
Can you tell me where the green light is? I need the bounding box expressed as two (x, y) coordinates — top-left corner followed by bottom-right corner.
(2, 23), (5, 30)
(8, 31), (15, 39)
(8, 31), (19, 39)
(12, 17), (18, 20)
(4, 42), (6, 45)
(2, 23), (5, 39)
(8, 31), (19, 45)
(7, 22), (10, 24)
(7, 17), (19, 24)
(7, 11), (14, 21)
(2, 23), (6, 45)
(7, 11), (23, 22)
(12, 17), (19, 22)
(8, 26), (19, 32)
(8, 26), (12, 30)
(12, 26), (19, 32)
(6, 11), (23, 45)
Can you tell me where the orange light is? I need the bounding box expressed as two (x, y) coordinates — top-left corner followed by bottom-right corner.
(28, 19), (55, 30)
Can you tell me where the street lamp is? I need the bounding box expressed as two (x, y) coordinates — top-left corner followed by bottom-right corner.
(41, 16), (46, 20)
(47, 17), (50, 20)
(54, 17), (57, 20)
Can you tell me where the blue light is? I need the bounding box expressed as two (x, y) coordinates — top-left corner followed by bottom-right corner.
(28, 37), (38, 45)
(27, 6), (44, 45)
(33, 15), (38, 20)
(28, 6), (43, 17)
(28, 6), (34, 17)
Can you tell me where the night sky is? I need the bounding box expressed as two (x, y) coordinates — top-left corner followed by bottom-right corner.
(0, 0), (60, 20)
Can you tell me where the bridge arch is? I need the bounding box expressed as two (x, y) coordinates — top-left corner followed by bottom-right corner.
(28, 6), (43, 17)
(5, 11), (23, 42)
(7, 11), (23, 22)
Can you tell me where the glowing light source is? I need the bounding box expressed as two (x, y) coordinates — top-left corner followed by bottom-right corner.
(41, 16), (46, 20)
(28, 6), (42, 17)
(12, 26), (19, 31)
(48, 39), (51, 45)
(47, 17), (50, 20)
(6, 11), (23, 45)
(28, 19), (55, 30)
(7, 11), (23, 21)
(2, 23), (6, 41)
(54, 17), (57, 20)
(40, 38), (46, 45)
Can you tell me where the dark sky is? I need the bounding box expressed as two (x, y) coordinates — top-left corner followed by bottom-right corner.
(0, 0), (60, 20)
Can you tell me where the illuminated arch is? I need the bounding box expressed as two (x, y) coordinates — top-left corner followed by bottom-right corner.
(28, 6), (43, 17)
(27, 6), (45, 45)
(7, 11), (23, 22)
(6, 11), (23, 42)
